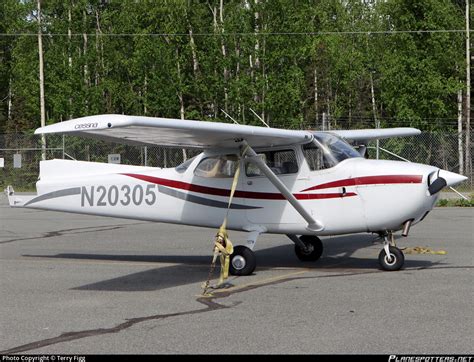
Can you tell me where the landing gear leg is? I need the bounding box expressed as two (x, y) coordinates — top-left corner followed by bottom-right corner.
(378, 232), (404, 271)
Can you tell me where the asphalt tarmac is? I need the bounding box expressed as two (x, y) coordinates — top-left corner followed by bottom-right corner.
(0, 194), (472, 354)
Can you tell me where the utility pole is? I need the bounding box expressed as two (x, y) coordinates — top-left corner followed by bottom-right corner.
(465, 0), (471, 178)
(370, 70), (380, 160)
(458, 87), (464, 174)
(37, 0), (46, 161)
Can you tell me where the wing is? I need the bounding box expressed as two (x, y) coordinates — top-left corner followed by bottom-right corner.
(35, 114), (313, 149)
(326, 128), (421, 142)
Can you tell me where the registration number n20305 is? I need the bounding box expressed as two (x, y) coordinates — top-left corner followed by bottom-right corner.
(81, 184), (157, 207)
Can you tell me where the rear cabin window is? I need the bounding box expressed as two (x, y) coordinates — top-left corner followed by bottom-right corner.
(245, 149), (298, 177)
(194, 155), (238, 178)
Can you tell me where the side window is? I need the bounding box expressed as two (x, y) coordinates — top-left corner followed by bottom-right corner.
(194, 155), (238, 178)
(303, 144), (331, 171)
(245, 149), (298, 177)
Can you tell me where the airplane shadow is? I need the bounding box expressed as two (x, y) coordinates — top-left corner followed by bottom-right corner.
(23, 234), (441, 292)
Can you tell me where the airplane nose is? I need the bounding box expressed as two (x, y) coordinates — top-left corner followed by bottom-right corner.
(438, 169), (468, 187)
(428, 169), (467, 195)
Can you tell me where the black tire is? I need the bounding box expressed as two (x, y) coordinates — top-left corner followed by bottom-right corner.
(378, 246), (405, 271)
(294, 235), (323, 262)
(229, 245), (256, 276)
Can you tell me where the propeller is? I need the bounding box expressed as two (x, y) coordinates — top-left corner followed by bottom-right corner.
(428, 169), (467, 195)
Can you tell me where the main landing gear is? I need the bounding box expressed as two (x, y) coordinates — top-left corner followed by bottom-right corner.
(287, 234), (324, 262)
(229, 233), (325, 276)
(378, 232), (404, 271)
(228, 232), (326, 276)
(229, 245), (256, 276)
(229, 230), (260, 276)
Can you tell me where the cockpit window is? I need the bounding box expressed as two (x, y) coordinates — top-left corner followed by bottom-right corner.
(245, 149), (298, 177)
(194, 155), (238, 178)
(303, 133), (361, 171)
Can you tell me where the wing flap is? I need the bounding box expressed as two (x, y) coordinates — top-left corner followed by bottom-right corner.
(35, 114), (313, 149)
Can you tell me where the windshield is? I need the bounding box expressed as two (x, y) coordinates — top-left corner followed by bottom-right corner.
(175, 155), (198, 173)
(304, 133), (361, 170)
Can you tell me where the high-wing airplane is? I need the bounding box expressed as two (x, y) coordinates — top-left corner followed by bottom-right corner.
(6, 114), (467, 274)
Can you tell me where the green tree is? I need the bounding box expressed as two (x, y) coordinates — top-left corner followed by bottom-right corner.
(377, 0), (464, 130)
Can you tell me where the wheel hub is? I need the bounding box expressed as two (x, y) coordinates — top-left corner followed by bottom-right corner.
(232, 255), (246, 270)
(384, 253), (396, 266)
(300, 243), (314, 255)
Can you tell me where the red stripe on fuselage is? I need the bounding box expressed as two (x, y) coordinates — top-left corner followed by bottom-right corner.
(301, 175), (423, 192)
(122, 173), (356, 200)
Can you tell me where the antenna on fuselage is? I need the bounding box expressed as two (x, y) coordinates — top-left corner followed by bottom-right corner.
(249, 108), (270, 128)
(221, 109), (240, 125)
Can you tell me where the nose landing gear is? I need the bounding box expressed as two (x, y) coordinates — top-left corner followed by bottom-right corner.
(379, 245), (405, 271)
(378, 232), (405, 271)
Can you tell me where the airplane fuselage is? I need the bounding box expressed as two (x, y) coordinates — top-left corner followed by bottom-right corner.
(16, 146), (445, 237)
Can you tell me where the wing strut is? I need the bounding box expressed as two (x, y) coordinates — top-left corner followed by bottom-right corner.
(240, 141), (324, 232)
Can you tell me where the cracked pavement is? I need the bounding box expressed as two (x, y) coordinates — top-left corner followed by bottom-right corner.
(1, 195), (472, 354)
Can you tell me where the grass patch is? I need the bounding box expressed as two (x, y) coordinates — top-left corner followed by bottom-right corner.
(437, 195), (474, 207)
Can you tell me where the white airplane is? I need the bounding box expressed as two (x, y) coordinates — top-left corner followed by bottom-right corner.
(6, 114), (467, 274)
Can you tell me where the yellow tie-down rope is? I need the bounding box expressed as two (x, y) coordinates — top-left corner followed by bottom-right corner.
(401, 246), (447, 255)
(201, 160), (241, 296)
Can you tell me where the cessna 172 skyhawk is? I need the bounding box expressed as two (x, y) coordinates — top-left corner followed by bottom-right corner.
(6, 115), (467, 274)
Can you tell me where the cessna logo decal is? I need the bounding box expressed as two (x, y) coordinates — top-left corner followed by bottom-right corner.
(74, 122), (98, 130)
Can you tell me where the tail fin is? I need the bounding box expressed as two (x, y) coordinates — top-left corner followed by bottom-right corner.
(39, 159), (154, 181)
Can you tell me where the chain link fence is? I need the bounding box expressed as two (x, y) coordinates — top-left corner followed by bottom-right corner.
(1, 130), (472, 192)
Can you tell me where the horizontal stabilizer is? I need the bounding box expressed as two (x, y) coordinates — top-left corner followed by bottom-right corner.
(4, 186), (35, 207)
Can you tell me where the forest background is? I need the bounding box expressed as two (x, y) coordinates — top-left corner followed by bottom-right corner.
(0, 0), (472, 182)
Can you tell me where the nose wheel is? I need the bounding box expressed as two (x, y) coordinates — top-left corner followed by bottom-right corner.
(379, 237), (405, 271)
